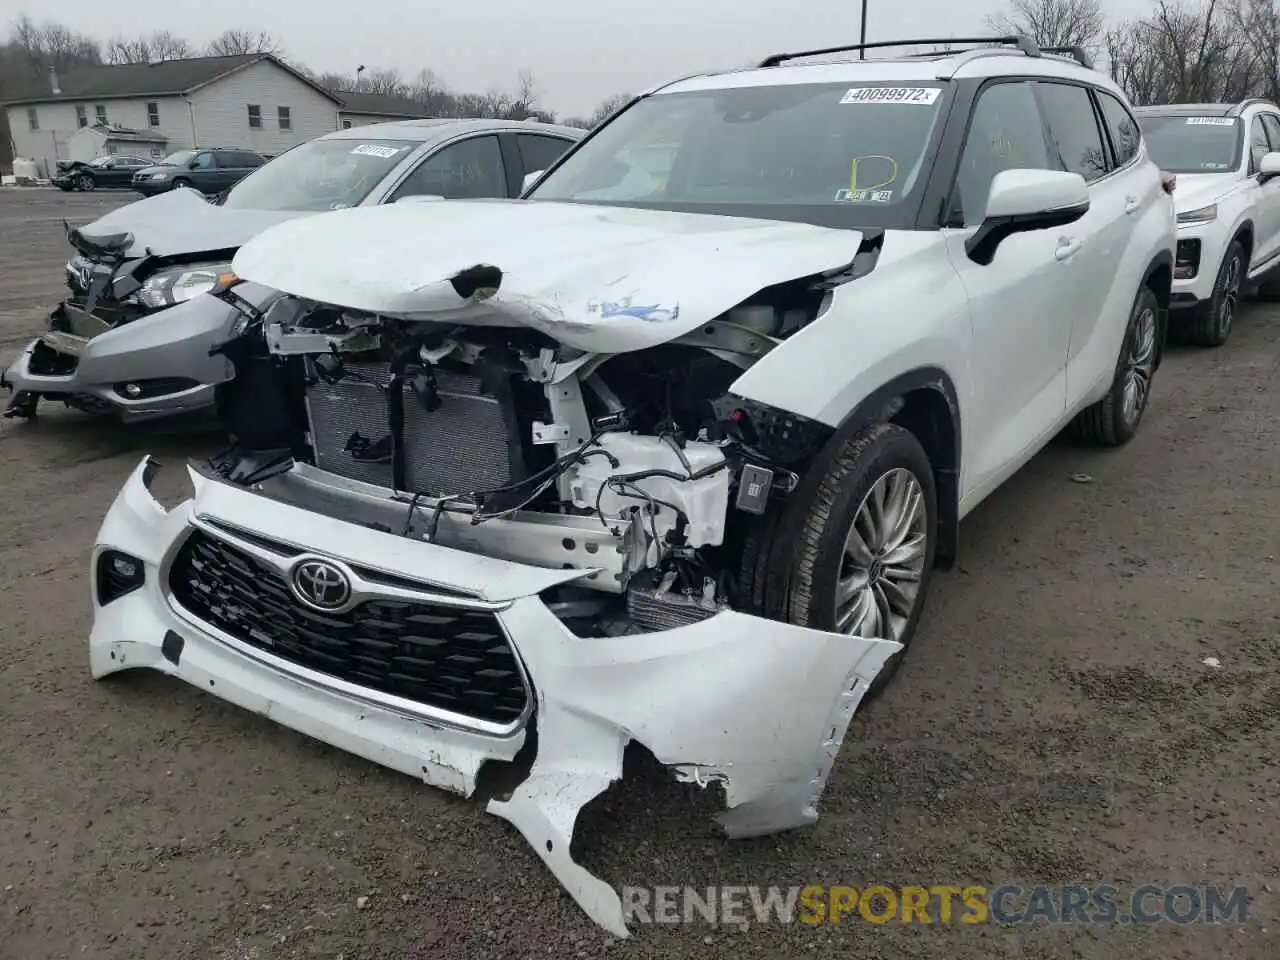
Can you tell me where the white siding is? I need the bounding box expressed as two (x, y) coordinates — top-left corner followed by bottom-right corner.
(7, 95), (191, 176)
(189, 60), (339, 153)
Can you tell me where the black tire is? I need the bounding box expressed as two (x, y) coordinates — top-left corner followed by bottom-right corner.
(76, 172), (94, 192)
(171, 177), (191, 191)
(740, 422), (938, 699)
(1071, 285), (1160, 446)
(1185, 240), (1242, 347)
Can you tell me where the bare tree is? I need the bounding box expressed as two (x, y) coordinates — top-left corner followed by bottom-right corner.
(984, 0), (1105, 52)
(507, 68), (539, 119)
(105, 30), (190, 64)
(587, 92), (632, 128)
(205, 28), (281, 57)
(1233, 0), (1280, 101)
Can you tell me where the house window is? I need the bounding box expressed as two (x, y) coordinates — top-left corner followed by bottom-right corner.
(27, 108), (38, 131)
(278, 105), (291, 130)
(247, 104), (262, 129)
(95, 104), (107, 124)
(342, 119), (353, 129)
(147, 102), (159, 127)
(75, 105), (87, 128)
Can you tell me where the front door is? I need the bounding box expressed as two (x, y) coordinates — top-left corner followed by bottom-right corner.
(942, 78), (1077, 504)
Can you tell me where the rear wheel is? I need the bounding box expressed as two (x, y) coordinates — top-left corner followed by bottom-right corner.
(741, 422), (938, 698)
(1186, 240), (1242, 347)
(1072, 285), (1159, 446)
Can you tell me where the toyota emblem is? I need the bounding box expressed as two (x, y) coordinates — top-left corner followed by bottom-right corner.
(290, 558), (352, 610)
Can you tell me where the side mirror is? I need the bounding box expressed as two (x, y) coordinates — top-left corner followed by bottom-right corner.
(1259, 152), (1280, 183)
(522, 169), (545, 194)
(965, 169), (1090, 266)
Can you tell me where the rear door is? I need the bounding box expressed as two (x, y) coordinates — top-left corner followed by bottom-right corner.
(513, 133), (577, 191)
(108, 157), (147, 187)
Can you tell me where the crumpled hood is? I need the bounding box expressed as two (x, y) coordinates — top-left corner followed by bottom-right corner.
(76, 188), (312, 258)
(231, 199), (865, 354)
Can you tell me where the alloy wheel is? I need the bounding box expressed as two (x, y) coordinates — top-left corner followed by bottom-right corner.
(1122, 305), (1158, 426)
(1218, 254), (1241, 340)
(835, 467), (929, 642)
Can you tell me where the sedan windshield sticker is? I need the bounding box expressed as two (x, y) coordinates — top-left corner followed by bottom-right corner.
(1184, 117), (1235, 125)
(840, 86), (940, 105)
(834, 188), (895, 203)
(350, 144), (405, 158)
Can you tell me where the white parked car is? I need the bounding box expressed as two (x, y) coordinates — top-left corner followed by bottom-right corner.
(89, 37), (1175, 936)
(1135, 99), (1280, 346)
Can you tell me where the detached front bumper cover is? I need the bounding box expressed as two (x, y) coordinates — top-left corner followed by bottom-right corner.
(91, 457), (900, 937)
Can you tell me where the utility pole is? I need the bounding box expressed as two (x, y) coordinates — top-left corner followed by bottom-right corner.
(859, 0), (868, 58)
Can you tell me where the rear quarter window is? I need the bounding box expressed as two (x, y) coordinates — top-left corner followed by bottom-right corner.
(1097, 92), (1141, 167)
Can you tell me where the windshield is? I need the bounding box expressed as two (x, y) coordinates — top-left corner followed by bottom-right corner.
(221, 137), (419, 211)
(529, 81), (950, 228)
(1138, 115), (1242, 173)
(160, 150), (195, 166)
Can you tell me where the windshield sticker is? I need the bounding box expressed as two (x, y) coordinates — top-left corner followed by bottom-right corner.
(350, 144), (405, 158)
(849, 155), (898, 193)
(841, 86), (940, 105)
(1200, 161), (1232, 169)
(1185, 117), (1235, 125)
(834, 188), (895, 203)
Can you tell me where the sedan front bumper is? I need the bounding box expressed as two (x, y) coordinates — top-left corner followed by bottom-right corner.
(91, 457), (900, 937)
(2, 293), (242, 423)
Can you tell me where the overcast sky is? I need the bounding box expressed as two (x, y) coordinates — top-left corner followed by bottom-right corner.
(26, 0), (1157, 116)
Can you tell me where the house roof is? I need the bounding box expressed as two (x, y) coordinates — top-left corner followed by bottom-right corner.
(3, 54), (343, 107)
(334, 90), (431, 119)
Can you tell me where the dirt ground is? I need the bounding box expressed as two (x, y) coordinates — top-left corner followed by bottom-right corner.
(0, 187), (1276, 960)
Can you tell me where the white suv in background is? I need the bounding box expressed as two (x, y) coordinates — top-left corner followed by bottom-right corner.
(1136, 99), (1280, 346)
(90, 37), (1175, 936)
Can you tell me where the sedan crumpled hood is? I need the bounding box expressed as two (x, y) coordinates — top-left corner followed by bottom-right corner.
(75, 188), (311, 258)
(231, 199), (865, 354)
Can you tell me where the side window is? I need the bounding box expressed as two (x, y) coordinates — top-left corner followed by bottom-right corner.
(1097, 92), (1141, 167)
(1037, 82), (1109, 182)
(190, 152), (215, 170)
(1260, 114), (1280, 154)
(214, 151), (238, 168)
(1248, 117), (1269, 173)
(516, 134), (574, 177)
(952, 81), (1052, 227)
(391, 136), (507, 200)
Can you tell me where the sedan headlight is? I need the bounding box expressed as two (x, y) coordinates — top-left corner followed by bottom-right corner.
(148, 172), (168, 180)
(1177, 204), (1218, 225)
(130, 262), (235, 309)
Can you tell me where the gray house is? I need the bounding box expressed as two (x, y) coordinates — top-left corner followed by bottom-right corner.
(335, 91), (433, 129)
(4, 54), (344, 177)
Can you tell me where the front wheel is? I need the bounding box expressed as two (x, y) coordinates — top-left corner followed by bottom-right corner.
(1186, 241), (1242, 347)
(76, 173), (94, 192)
(1072, 285), (1160, 446)
(171, 177), (191, 191)
(742, 422), (938, 698)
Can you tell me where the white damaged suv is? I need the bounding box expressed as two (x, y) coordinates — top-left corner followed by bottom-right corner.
(1135, 99), (1280, 346)
(89, 37), (1174, 935)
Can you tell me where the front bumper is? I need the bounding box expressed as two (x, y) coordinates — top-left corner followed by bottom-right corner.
(91, 458), (900, 937)
(2, 294), (241, 422)
(1171, 217), (1230, 308)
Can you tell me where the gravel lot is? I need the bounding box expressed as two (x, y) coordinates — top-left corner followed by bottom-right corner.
(0, 187), (1276, 960)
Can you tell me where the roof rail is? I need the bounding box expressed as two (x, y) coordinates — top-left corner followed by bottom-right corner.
(1039, 45), (1093, 68)
(757, 36), (1040, 68)
(1229, 97), (1276, 116)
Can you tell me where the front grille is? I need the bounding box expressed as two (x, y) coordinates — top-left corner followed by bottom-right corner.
(168, 529), (529, 725)
(304, 360), (517, 496)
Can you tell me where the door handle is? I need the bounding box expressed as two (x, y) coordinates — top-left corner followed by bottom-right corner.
(1124, 195), (1141, 214)
(1055, 237), (1084, 261)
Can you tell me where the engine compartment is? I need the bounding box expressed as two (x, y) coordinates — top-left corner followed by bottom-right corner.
(210, 284), (837, 635)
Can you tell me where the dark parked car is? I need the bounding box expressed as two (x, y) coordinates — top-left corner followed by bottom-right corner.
(132, 147), (266, 196)
(53, 155), (153, 191)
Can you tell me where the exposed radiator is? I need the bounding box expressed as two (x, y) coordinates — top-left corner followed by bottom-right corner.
(304, 360), (518, 496)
